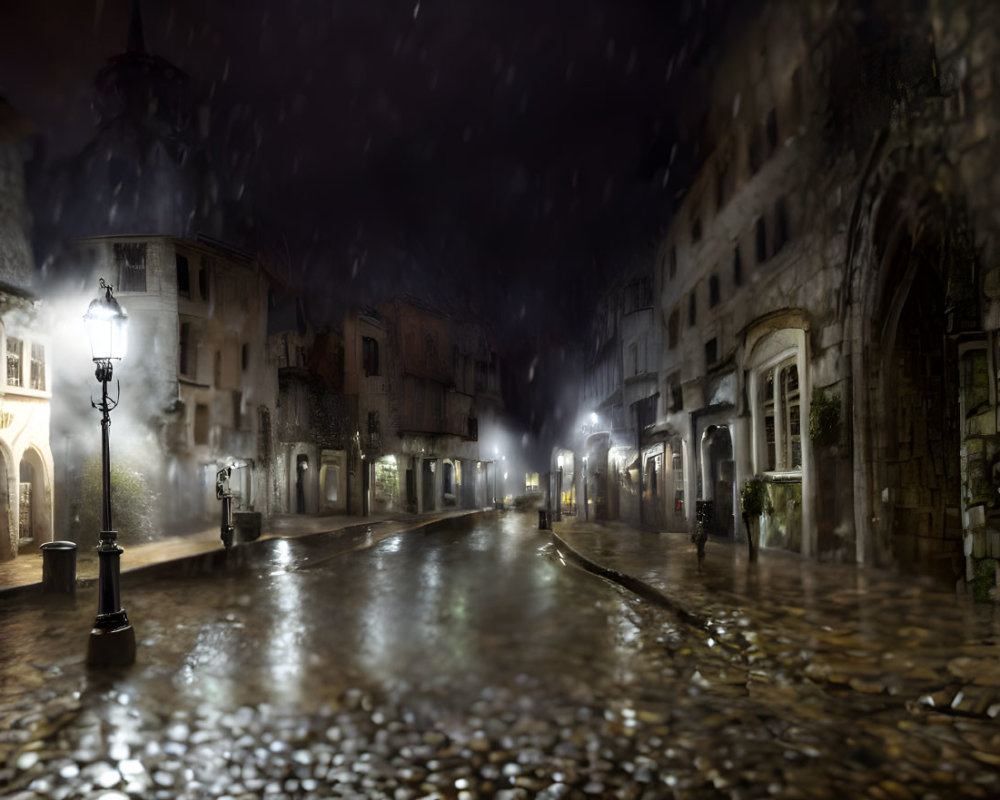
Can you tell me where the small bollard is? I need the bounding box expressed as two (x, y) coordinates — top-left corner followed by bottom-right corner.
(40, 541), (77, 594)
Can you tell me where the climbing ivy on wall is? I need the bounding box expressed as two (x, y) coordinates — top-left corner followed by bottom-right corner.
(809, 388), (841, 448)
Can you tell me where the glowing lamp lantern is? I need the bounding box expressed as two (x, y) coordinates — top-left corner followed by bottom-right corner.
(84, 281), (128, 367)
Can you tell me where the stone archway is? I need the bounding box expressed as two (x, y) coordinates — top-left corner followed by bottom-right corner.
(875, 236), (963, 572)
(16, 446), (52, 552)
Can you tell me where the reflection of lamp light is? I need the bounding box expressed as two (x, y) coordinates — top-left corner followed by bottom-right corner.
(84, 279), (135, 668)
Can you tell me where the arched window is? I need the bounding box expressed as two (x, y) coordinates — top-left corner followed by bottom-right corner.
(746, 325), (807, 475)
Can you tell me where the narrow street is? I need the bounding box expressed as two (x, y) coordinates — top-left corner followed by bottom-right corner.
(2, 512), (1000, 798)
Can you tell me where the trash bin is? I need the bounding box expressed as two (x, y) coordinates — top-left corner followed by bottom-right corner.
(40, 541), (77, 594)
(538, 509), (549, 530)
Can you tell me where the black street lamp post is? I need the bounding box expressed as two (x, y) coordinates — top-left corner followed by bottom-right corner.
(84, 279), (135, 668)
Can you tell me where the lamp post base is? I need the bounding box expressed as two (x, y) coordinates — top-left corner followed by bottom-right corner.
(87, 622), (136, 668)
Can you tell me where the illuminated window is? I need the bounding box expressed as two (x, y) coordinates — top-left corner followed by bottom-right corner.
(6, 337), (22, 387)
(115, 242), (147, 292)
(30, 343), (45, 391)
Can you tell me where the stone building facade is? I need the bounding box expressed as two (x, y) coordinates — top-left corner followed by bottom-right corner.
(579, 0), (1000, 591)
(377, 298), (496, 514)
(576, 273), (660, 528)
(61, 234), (277, 536)
(0, 99), (53, 560)
(268, 297), (503, 518)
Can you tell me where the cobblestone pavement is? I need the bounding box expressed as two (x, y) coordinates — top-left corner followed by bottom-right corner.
(1, 512), (999, 798)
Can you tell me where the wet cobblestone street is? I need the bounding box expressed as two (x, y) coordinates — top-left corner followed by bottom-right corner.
(2, 512), (1000, 798)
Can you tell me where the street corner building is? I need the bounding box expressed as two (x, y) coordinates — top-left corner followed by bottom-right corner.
(0, 98), (55, 560)
(571, 0), (1000, 591)
(68, 234), (277, 534)
(268, 296), (506, 517)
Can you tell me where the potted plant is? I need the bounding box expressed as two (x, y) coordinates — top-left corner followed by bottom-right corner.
(740, 477), (769, 562)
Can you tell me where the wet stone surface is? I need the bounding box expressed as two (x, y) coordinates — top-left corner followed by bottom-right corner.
(2, 513), (1000, 797)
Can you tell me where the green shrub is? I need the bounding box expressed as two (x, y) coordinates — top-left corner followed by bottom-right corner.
(75, 456), (159, 544)
(809, 388), (841, 447)
(741, 477), (771, 517)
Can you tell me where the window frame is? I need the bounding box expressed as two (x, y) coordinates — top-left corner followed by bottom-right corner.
(6, 336), (22, 388)
(29, 343), (45, 391)
(749, 347), (805, 476)
(115, 242), (148, 293)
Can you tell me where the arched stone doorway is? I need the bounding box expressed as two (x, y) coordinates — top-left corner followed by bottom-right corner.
(875, 239), (962, 570)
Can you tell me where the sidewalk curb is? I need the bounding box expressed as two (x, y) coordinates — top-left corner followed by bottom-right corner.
(549, 528), (711, 632)
(1, 510), (491, 603)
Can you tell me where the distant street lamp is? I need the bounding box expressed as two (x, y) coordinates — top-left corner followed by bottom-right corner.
(84, 279), (135, 668)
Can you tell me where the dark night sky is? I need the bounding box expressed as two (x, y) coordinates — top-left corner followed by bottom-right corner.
(0, 1), (720, 341)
